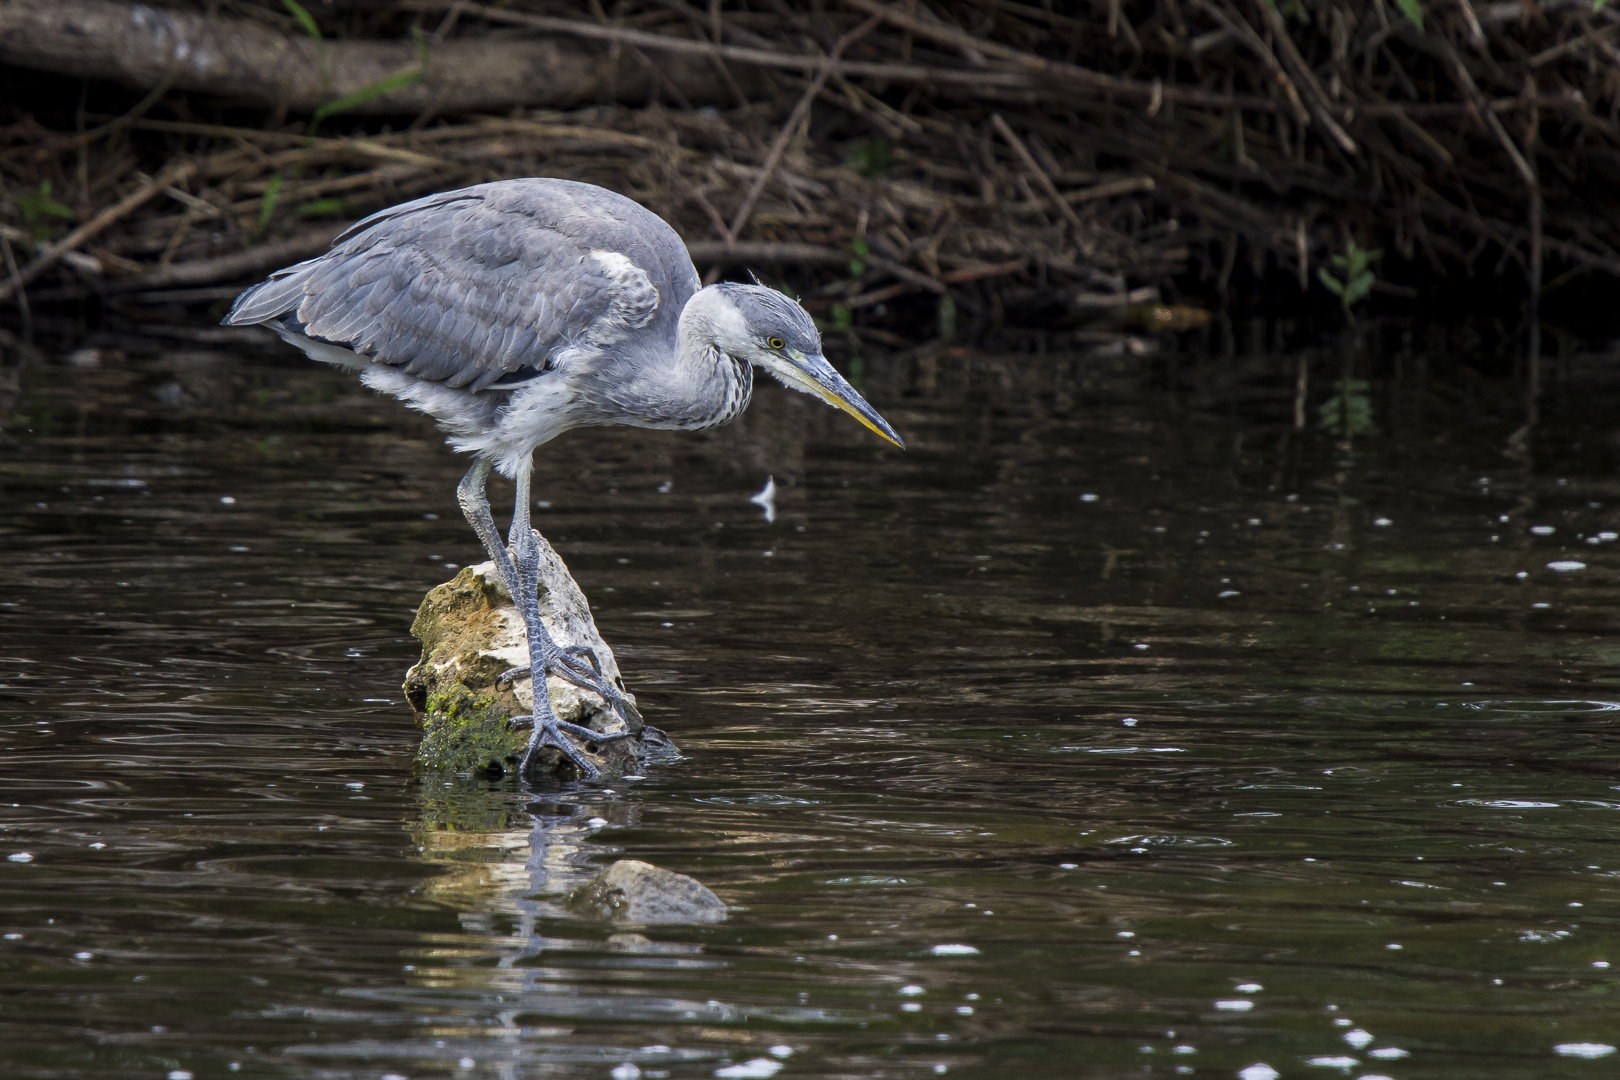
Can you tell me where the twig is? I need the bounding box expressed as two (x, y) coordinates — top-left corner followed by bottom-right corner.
(1250, 0), (1358, 154)
(726, 8), (886, 242)
(1189, 0), (1311, 125)
(990, 114), (1083, 230)
(684, 240), (847, 265)
(0, 160), (200, 302)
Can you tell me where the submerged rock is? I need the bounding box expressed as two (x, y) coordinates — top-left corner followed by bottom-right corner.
(404, 535), (675, 778)
(565, 859), (728, 925)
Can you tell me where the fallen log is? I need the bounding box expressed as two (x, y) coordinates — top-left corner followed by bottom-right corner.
(0, 0), (732, 115)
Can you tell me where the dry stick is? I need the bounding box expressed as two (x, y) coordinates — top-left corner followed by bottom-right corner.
(1067, 176), (1158, 203)
(27, 68), (179, 162)
(0, 160), (199, 303)
(840, 0), (1276, 110)
(1530, 23), (1619, 68)
(0, 229), (32, 339)
(98, 228), (344, 295)
(402, 2), (1036, 92)
(1456, 0), (1487, 50)
(1249, 0), (1358, 154)
(1189, 0), (1310, 126)
(685, 240), (847, 265)
(726, 8), (886, 244)
(989, 114), (1085, 234)
(406, 1), (1283, 111)
(940, 257), (1027, 283)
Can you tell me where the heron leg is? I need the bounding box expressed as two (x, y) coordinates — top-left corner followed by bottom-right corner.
(456, 458), (521, 600)
(505, 468), (643, 730)
(457, 459), (605, 778)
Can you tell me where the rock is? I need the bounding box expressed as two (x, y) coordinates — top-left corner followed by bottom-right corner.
(404, 533), (676, 778)
(565, 859), (727, 925)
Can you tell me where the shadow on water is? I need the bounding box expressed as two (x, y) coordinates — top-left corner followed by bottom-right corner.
(3, 321), (1620, 1078)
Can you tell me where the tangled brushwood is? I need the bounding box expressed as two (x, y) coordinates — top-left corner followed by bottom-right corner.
(0, 0), (1615, 343)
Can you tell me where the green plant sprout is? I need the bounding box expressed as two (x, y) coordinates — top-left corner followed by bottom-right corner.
(1318, 239), (1381, 312)
(845, 138), (892, 178)
(848, 236), (869, 279)
(16, 182), (75, 240)
(256, 174), (284, 238)
(1393, 0), (1425, 28)
(297, 197), (349, 217)
(1318, 378), (1377, 437)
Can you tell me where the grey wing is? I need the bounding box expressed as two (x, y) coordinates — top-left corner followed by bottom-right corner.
(224, 180), (696, 393)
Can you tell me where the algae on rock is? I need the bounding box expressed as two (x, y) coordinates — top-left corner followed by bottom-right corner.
(404, 536), (672, 778)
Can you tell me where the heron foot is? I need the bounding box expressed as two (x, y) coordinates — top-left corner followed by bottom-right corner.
(518, 714), (637, 781)
(496, 654), (642, 734)
(526, 640), (644, 734)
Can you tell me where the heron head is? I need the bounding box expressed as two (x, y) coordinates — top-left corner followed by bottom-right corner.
(701, 282), (903, 448)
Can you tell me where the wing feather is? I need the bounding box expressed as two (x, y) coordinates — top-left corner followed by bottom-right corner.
(223, 179), (700, 390)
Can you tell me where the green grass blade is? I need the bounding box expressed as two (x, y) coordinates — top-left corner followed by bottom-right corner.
(313, 67), (425, 122)
(1392, 0), (1424, 30)
(257, 174), (283, 237)
(280, 0), (322, 41)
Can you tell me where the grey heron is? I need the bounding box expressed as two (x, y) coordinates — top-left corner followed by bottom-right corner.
(224, 178), (903, 780)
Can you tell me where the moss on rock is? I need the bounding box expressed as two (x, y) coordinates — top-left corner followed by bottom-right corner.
(415, 682), (529, 774)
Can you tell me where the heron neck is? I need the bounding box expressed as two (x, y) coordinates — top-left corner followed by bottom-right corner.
(657, 288), (751, 428)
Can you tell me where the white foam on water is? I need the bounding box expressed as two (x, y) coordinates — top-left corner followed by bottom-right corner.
(929, 944), (979, 956)
(1554, 1044), (1616, 1059)
(715, 1059), (783, 1079)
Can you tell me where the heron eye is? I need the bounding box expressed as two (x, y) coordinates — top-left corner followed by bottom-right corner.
(767, 337), (785, 350)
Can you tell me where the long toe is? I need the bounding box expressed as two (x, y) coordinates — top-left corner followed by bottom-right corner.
(519, 719), (602, 781)
(552, 719), (633, 744)
(559, 644), (603, 675)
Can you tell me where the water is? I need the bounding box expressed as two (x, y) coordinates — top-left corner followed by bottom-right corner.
(3, 328), (1620, 1079)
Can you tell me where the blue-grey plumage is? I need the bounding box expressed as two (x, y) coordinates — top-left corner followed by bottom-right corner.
(223, 177), (902, 779)
(224, 177), (901, 477)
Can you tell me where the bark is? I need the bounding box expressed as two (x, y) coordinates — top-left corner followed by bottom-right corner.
(0, 0), (732, 114)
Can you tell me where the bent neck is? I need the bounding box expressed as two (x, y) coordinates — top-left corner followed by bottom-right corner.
(650, 286), (751, 429)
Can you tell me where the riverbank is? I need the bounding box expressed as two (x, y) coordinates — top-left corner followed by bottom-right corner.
(1, 0), (1616, 355)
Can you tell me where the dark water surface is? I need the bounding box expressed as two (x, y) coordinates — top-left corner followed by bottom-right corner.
(3, 328), (1620, 1080)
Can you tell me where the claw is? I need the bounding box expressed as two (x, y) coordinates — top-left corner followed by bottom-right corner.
(496, 665), (530, 689)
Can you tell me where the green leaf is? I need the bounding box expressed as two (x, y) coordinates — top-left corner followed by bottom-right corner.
(1317, 267), (1346, 297)
(257, 174), (283, 237)
(17, 181), (76, 240)
(1392, 0), (1423, 30)
(313, 65), (425, 122)
(847, 236), (870, 279)
(297, 198), (349, 217)
(280, 0), (322, 41)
